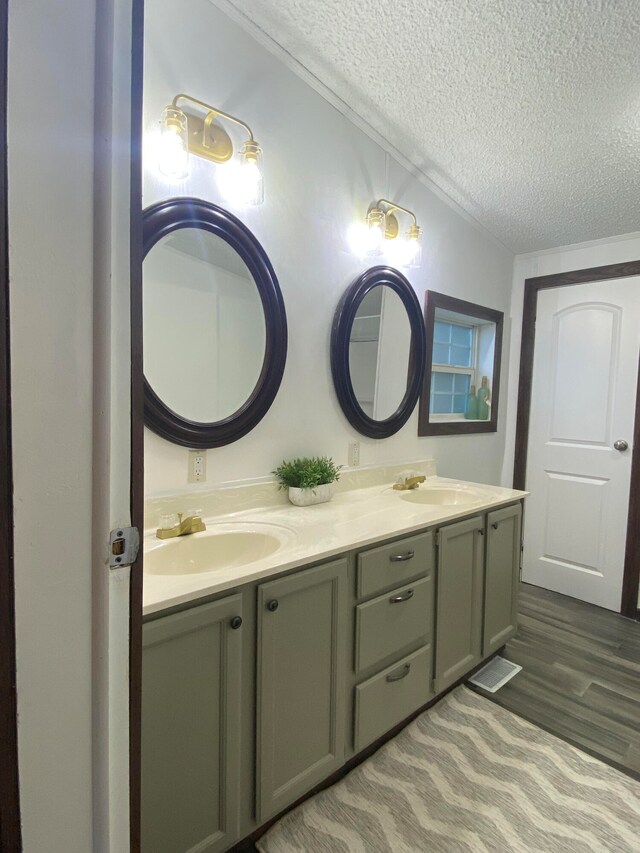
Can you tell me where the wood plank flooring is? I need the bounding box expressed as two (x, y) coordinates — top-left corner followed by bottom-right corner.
(474, 583), (640, 780)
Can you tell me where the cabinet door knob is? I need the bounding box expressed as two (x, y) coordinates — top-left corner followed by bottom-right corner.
(267, 599), (279, 612)
(390, 589), (414, 603)
(386, 663), (411, 682)
(390, 550), (415, 562)
(491, 522), (499, 530)
(478, 529), (484, 536)
(230, 616), (243, 630)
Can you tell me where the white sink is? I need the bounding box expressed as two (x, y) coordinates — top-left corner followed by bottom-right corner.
(145, 522), (295, 576)
(399, 485), (488, 507)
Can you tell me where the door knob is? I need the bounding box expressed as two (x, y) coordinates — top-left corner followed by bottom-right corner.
(614, 439), (629, 452)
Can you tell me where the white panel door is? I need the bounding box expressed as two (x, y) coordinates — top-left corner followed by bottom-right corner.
(523, 277), (640, 610)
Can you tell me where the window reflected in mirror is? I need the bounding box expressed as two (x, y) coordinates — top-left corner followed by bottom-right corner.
(418, 292), (503, 436)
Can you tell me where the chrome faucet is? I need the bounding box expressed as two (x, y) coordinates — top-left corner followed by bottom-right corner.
(156, 512), (207, 540)
(392, 475), (426, 491)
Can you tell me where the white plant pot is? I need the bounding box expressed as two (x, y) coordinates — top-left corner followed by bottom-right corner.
(288, 483), (335, 507)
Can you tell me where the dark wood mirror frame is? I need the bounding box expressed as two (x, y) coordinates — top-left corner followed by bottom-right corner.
(142, 197), (288, 449)
(418, 291), (503, 436)
(331, 266), (426, 439)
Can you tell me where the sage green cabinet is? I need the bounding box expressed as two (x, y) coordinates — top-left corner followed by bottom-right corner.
(141, 594), (243, 853)
(354, 644), (433, 752)
(355, 575), (433, 673)
(484, 503), (522, 655)
(434, 515), (485, 693)
(256, 559), (348, 822)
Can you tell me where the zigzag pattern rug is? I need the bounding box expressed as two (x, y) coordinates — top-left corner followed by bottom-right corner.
(257, 686), (640, 852)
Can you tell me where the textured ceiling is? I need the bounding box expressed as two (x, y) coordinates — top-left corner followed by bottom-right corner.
(224, 0), (640, 253)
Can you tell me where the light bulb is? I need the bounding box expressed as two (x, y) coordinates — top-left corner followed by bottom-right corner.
(386, 236), (415, 268)
(217, 141), (264, 206)
(237, 157), (264, 205)
(347, 223), (372, 258)
(366, 208), (385, 256)
(406, 224), (422, 269)
(158, 105), (189, 180)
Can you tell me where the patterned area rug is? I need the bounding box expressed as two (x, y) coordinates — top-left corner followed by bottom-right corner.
(257, 686), (640, 852)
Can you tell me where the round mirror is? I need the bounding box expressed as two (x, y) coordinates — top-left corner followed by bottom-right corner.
(142, 198), (287, 448)
(331, 266), (426, 438)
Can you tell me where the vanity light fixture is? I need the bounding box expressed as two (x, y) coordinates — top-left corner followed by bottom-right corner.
(158, 93), (264, 205)
(351, 199), (422, 268)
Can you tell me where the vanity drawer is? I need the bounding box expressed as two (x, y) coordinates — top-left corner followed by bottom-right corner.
(357, 530), (434, 598)
(355, 576), (433, 673)
(354, 645), (432, 753)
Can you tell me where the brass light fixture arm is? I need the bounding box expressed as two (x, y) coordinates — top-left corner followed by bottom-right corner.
(172, 93), (255, 142)
(375, 198), (418, 227)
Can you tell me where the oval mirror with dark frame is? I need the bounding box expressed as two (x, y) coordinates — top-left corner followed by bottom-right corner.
(331, 266), (427, 439)
(418, 291), (503, 436)
(142, 197), (287, 448)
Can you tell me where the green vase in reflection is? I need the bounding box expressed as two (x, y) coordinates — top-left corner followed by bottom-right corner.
(465, 385), (478, 419)
(477, 375), (490, 420)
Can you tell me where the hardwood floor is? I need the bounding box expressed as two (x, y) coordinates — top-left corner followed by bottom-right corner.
(474, 583), (640, 780)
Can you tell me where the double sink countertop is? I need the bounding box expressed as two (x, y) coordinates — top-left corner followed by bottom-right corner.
(143, 466), (527, 615)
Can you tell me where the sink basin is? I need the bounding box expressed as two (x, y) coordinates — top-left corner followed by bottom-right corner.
(145, 522), (295, 576)
(399, 486), (488, 507)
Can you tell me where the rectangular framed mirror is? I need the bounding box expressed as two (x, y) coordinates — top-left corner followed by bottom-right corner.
(418, 291), (503, 436)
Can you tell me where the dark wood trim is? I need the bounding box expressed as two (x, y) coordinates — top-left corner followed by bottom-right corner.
(142, 198), (288, 449)
(418, 291), (503, 436)
(129, 0), (145, 849)
(0, 0), (22, 846)
(621, 349), (640, 619)
(330, 266), (426, 439)
(512, 260), (640, 618)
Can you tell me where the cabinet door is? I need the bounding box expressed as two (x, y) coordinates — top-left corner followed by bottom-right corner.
(141, 594), (243, 853)
(435, 516), (484, 693)
(256, 559), (347, 821)
(484, 503), (522, 655)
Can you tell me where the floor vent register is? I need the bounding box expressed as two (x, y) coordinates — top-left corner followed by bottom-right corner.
(467, 656), (522, 693)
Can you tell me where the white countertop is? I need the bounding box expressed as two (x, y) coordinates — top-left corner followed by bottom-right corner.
(143, 476), (527, 616)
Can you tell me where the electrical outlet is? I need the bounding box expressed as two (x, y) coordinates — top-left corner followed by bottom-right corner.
(348, 442), (360, 467)
(188, 450), (207, 483)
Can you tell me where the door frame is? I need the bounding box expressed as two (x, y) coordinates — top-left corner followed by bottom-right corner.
(129, 0), (145, 849)
(513, 259), (640, 618)
(0, 0), (22, 845)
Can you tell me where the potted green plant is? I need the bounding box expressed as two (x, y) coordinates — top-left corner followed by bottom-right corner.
(272, 456), (342, 507)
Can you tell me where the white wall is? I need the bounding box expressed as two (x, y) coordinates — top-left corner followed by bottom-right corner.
(9, 0), (134, 849)
(143, 0), (514, 499)
(144, 246), (265, 421)
(8, 2), (96, 849)
(501, 230), (640, 487)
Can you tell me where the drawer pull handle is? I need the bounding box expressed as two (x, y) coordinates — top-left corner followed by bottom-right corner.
(390, 589), (414, 604)
(386, 663), (411, 682)
(390, 550), (415, 562)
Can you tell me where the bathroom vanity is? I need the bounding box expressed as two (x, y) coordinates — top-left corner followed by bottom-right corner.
(141, 471), (525, 853)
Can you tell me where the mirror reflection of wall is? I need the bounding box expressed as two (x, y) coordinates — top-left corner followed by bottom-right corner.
(143, 228), (266, 423)
(430, 308), (495, 422)
(348, 285), (411, 420)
